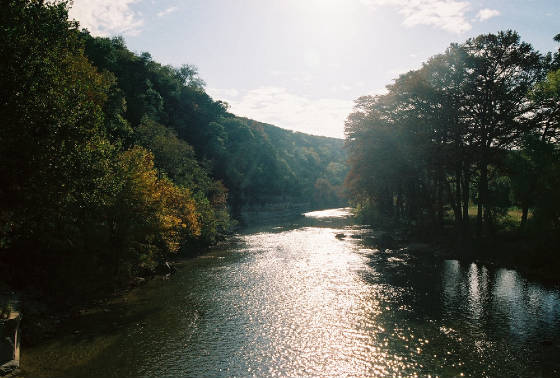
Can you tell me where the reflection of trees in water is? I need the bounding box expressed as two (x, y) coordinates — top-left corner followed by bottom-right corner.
(441, 260), (560, 341)
(493, 268), (560, 341)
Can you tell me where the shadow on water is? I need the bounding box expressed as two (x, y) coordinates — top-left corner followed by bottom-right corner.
(18, 293), (170, 378)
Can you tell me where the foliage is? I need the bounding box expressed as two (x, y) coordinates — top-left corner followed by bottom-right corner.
(0, 0), (347, 301)
(345, 31), (560, 240)
(79, 32), (347, 214)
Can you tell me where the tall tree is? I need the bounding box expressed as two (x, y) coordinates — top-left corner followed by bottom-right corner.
(461, 31), (543, 235)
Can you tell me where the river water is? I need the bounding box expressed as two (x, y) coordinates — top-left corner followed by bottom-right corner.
(23, 208), (560, 377)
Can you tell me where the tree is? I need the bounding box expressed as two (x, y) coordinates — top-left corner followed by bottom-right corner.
(461, 31), (543, 235)
(344, 31), (553, 241)
(0, 0), (111, 250)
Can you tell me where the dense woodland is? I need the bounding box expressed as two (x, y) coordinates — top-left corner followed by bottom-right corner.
(346, 31), (560, 265)
(0, 0), (346, 301)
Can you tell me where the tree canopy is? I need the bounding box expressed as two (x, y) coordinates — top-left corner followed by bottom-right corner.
(345, 31), (560, 241)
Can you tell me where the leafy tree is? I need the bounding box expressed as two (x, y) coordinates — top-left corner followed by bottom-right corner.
(461, 31), (543, 234)
(345, 30), (557, 242)
(107, 147), (201, 281)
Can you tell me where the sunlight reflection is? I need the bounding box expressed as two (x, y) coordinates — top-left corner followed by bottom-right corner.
(303, 207), (352, 219)
(467, 263), (483, 321)
(234, 225), (416, 377)
(442, 260), (461, 315)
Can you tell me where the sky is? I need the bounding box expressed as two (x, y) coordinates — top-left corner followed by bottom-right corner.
(68, 0), (560, 138)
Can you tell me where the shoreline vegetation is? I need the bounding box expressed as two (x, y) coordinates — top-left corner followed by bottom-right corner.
(345, 31), (560, 281)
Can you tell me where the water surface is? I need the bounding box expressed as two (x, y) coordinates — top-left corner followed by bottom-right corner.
(23, 209), (560, 377)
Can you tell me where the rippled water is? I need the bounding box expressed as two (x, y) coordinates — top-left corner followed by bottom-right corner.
(24, 209), (560, 378)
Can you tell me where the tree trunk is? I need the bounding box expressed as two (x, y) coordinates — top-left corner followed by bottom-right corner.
(520, 199), (529, 232)
(448, 178), (460, 225)
(455, 169), (462, 224)
(437, 174), (444, 228)
(462, 171), (470, 236)
(396, 192), (402, 219)
(477, 162), (488, 238)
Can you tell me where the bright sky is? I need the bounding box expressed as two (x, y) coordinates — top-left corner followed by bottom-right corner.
(69, 0), (560, 138)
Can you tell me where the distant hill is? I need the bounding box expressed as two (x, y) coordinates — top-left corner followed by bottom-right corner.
(80, 33), (348, 217)
(236, 117), (347, 209)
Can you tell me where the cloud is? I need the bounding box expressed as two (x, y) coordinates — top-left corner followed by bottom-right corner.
(360, 0), (472, 34)
(207, 87), (240, 99)
(476, 8), (500, 22)
(387, 57), (426, 78)
(157, 6), (178, 18)
(68, 0), (143, 36)
(329, 82), (366, 93)
(207, 87), (354, 139)
(304, 50), (321, 68)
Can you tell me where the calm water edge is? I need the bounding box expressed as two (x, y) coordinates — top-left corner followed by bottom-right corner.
(23, 209), (560, 378)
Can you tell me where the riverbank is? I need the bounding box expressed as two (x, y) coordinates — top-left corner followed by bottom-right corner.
(10, 254), (216, 377)
(439, 237), (560, 285)
(358, 224), (560, 287)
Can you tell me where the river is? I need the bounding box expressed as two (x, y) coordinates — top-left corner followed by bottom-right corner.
(21, 208), (560, 377)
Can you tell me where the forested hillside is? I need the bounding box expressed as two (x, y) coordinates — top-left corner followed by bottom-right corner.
(345, 31), (560, 264)
(0, 0), (346, 301)
(79, 34), (345, 213)
(233, 118), (346, 211)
